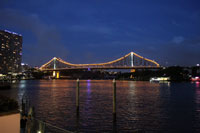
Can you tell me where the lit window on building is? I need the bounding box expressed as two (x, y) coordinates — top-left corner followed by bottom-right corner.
(0, 30), (22, 74)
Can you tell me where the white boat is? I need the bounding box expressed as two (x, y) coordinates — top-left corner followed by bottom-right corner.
(150, 77), (170, 82)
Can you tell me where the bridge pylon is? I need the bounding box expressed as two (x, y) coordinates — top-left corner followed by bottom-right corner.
(53, 71), (60, 79)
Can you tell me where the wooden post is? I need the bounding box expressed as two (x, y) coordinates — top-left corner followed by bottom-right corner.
(76, 79), (80, 113)
(38, 120), (45, 133)
(113, 79), (116, 122)
(31, 107), (36, 133)
(38, 121), (43, 133)
(28, 106), (35, 118)
(22, 98), (25, 115)
(38, 121), (42, 133)
(42, 121), (45, 133)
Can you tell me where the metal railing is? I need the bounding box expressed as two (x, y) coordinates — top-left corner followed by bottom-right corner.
(21, 95), (74, 133)
(33, 118), (73, 133)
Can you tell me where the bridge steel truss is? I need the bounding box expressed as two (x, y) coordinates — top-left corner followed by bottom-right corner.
(40, 52), (160, 71)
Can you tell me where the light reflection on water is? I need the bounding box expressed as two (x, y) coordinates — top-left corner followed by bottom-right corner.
(1, 80), (200, 132)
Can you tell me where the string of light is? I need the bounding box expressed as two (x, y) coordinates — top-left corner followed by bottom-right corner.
(40, 52), (160, 69)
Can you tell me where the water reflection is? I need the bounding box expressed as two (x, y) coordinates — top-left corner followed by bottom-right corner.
(86, 80), (91, 94)
(18, 80), (27, 109)
(0, 80), (199, 132)
(196, 82), (200, 88)
(195, 82), (200, 110)
(117, 81), (168, 132)
(194, 81), (200, 132)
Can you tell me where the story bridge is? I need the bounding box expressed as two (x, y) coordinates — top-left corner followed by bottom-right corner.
(39, 52), (161, 78)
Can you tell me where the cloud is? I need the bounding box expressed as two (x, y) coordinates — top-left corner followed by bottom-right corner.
(171, 20), (180, 27)
(0, 8), (68, 66)
(68, 25), (112, 35)
(172, 36), (185, 44)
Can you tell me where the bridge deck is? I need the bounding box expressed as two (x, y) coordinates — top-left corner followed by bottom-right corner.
(41, 66), (162, 71)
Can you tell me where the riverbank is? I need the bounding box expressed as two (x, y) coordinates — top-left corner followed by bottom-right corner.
(0, 95), (20, 133)
(0, 95), (19, 114)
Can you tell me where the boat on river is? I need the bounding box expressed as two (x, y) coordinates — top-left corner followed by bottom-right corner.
(150, 77), (170, 83)
(191, 76), (200, 82)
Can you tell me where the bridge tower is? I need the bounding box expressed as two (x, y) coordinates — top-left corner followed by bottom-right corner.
(52, 57), (60, 78)
(130, 52), (135, 74)
(53, 57), (56, 69)
(131, 52), (134, 67)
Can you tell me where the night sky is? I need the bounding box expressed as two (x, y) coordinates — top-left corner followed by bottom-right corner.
(0, 0), (200, 66)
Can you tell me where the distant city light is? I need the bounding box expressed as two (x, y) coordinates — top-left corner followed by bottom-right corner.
(197, 64), (200, 66)
(21, 63), (25, 66)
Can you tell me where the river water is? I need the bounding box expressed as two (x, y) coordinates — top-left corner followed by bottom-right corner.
(1, 80), (200, 132)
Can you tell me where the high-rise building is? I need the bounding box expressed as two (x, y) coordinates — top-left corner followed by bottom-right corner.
(0, 30), (22, 74)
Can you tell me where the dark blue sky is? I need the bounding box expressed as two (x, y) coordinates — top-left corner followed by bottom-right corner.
(0, 0), (200, 66)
